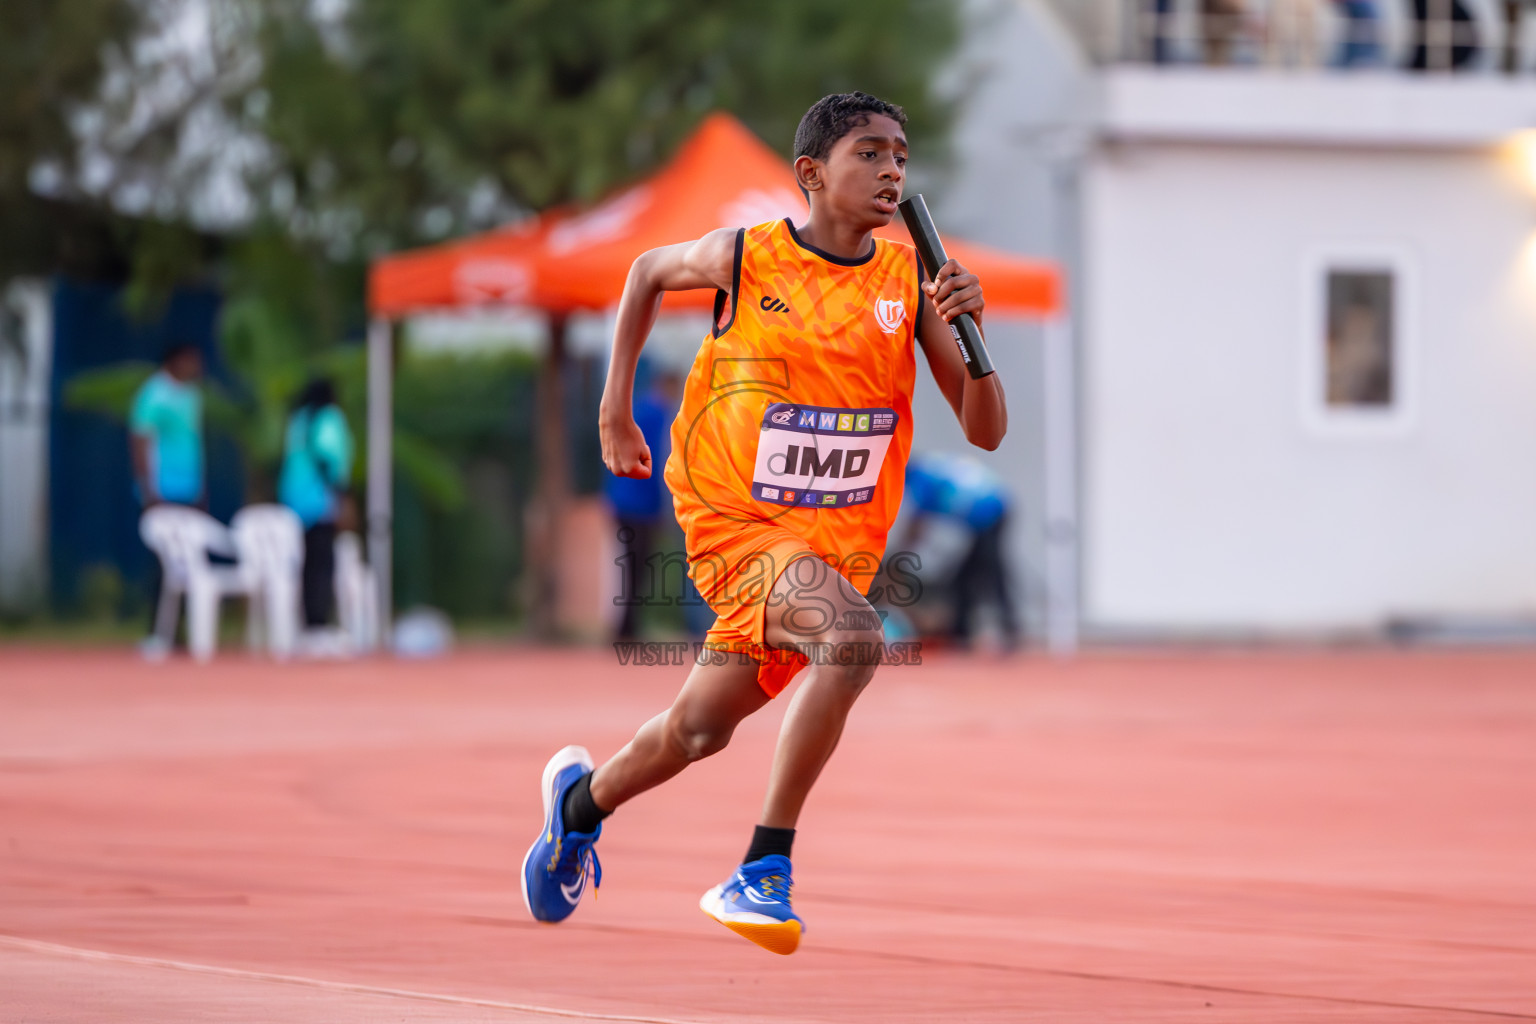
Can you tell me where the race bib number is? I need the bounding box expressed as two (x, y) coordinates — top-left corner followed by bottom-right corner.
(751, 403), (897, 509)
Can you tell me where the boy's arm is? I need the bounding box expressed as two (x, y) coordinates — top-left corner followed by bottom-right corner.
(916, 259), (1007, 451)
(600, 227), (737, 479)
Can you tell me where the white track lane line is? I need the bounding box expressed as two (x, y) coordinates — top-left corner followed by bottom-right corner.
(0, 933), (705, 1024)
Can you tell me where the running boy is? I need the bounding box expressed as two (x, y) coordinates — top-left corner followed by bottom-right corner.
(522, 92), (1006, 955)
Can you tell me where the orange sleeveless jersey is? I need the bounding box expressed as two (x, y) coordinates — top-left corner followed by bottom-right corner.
(662, 217), (920, 695)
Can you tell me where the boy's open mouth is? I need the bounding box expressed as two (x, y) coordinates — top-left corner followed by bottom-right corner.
(873, 188), (899, 213)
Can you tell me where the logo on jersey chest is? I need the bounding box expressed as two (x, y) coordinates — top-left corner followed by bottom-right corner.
(874, 298), (906, 335)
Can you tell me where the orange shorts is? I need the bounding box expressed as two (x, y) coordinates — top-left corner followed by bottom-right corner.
(680, 510), (886, 698)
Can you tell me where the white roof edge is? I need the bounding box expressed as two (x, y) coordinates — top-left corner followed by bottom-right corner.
(1095, 67), (1536, 148)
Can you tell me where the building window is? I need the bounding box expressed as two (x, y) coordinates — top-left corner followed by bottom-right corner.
(1324, 269), (1394, 409)
(1302, 249), (1414, 435)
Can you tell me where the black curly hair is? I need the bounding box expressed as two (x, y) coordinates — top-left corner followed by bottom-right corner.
(792, 91), (907, 164)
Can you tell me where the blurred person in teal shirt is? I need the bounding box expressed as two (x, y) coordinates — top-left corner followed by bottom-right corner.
(130, 343), (206, 653)
(130, 342), (205, 508)
(278, 378), (355, 627)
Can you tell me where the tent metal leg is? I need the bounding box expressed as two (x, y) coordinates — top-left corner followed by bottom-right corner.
(367, 317), (393, 650)
(1042, 314), (1080, 655)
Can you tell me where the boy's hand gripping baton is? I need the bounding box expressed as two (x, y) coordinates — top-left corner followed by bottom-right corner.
(898, 194), (995, 380)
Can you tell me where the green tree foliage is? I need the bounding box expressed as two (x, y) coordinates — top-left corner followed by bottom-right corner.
(248, 0), (959, 256)
(0, 0), (144, 287)
(0, 0), (138, 201)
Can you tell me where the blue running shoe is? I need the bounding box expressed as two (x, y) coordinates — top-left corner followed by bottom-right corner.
(699, 854), (803, 955)
(521, 745), (602, 923)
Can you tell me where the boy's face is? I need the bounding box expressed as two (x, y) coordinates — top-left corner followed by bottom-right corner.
(799, 113), (908, 230)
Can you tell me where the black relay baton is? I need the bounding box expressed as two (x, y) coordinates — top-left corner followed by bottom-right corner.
(899, 194), (995, 380)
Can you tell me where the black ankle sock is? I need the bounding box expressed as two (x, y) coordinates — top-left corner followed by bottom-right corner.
(561, 772), (611, 835)
(744, 825), (795, 864)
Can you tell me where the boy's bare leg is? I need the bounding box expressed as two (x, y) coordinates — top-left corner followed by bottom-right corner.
(588, 655), (769, 812)
(759, 557), (885, 829)
(586, 554), (882, 820)
(692, 556), (882, 954)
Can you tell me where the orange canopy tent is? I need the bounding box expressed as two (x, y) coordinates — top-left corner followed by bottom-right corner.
(368, 112), (1061, 318)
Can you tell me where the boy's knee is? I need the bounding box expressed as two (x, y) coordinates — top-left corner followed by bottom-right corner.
(823, 615), (885, 689)
(664, 709), (732, 762)
(841, 650), (881, 690)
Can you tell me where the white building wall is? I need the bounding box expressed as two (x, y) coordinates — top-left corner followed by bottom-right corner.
(911, 0), (1091, 639)
(0, 279), (54, 614)
(1082, 139), (1536, 632)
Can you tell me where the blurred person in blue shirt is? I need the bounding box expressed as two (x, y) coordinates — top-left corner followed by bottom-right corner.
(605, 362), (678, 640)
(130, 342), (205, 508)
(904, 453), (1021, 651)
(1332, 0), (1381, 66)
(278, 378), (355, 627)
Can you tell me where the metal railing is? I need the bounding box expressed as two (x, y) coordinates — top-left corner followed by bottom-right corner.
(1069, 0), (1529, 73)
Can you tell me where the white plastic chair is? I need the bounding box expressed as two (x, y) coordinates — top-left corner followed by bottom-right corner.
(139, 505), (249, 663)
(334, 531), (378, 653)
(231, 504), (304, 661)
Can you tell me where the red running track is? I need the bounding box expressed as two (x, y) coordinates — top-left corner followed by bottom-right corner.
(0, 646), (1532, 1022)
